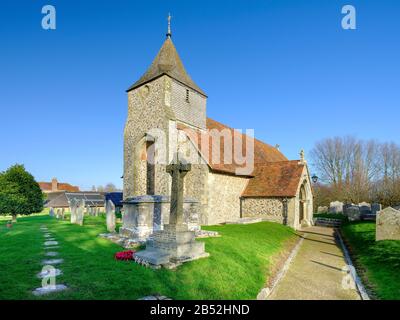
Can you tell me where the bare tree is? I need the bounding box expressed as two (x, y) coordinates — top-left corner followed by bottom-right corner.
(311, 136), (400, 206)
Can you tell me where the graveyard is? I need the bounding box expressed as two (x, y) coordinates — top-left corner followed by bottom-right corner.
(1, 2), (400, 307)
(0, 212), (298, 300)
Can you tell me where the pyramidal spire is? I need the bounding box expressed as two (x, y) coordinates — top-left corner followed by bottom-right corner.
(166, 13), (172, 38)
(126, 16), (206, 96)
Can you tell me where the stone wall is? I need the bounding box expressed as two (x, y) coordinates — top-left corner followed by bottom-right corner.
(241, 197), (285, 223)
(124, 76), (172, 198)
(206, 172), (249, 225)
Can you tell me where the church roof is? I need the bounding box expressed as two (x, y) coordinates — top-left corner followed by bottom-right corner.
(178, 118), (306, 197)
(127, 37), (206, 96)
(241, 161), (305, 197)
(177, 118), (288, 176)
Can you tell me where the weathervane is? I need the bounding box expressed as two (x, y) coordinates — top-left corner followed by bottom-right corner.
(166, 13), (172, 38)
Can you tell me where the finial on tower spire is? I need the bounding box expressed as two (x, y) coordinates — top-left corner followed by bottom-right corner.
(166, 13), (172, 38)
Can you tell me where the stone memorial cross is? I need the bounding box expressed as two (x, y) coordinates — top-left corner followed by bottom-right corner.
(166, 155), (191, 226)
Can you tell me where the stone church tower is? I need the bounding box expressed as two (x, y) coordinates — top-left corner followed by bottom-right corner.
(123, 22), (209, 216)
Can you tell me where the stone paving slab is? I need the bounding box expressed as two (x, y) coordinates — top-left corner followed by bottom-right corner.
(45, 252), (59, 257)
(44, 241), (58, 246)
(42, 259), (64, 265)
(268, 226), (361, 300)
(32, 285), (68, 296)
(37, 268), (63, 278)
(44, 246), (60, 250)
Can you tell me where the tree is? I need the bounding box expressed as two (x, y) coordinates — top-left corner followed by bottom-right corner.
(0, 164), (44, 222)
(311, 137), (400, 207)
(104, 183), (118, 192)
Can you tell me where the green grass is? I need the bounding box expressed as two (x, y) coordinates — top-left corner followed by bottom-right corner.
(314, 213), (348, 221)
(0, 215), (297, 300)
(341, 222), (400, 300)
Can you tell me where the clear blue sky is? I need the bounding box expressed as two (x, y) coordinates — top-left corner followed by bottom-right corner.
(0, 0), (399, 190)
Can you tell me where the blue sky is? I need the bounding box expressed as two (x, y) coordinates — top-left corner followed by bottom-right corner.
(0, 0), (399, 190)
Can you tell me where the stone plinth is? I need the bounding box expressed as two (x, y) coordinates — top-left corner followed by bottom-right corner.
(120, 195), (199, 242)
(135, 224), (208, 266)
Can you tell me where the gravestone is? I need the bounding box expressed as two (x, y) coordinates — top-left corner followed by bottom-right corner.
(329, 201), (343, 214)
(376, 207), (400, 241)
(358, 202), (372, 216)
(49, 208), (55, 217)
(134, 154), (208, 267)
(106, 200), (116, 233)
(70, 199), (78, 224)
(317, 206), (328, 214)
(346, 206), (361, 221)
(343, 203), (355, 215)
(75, 199), (85, 226)
(371, 203), (382, 215)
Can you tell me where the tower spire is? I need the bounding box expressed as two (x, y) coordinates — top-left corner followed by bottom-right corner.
(166, 13), (172, 38)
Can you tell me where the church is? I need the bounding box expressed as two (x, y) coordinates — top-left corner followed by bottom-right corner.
(123, 20), (313, 230)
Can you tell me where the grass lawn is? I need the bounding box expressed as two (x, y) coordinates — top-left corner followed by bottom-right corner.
(341, 222), (400, 300)
(0, 214), (297, 300)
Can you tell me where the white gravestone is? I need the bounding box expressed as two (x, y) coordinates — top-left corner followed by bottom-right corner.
(106, 200), (116, 233)
(329, 201), (343, 214)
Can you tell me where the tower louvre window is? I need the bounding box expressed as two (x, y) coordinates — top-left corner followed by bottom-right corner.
(185, 89), (190, 102)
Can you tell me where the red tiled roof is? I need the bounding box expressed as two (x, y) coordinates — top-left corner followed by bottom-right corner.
(241, 161), (305, 197)
(177, 118), (288, 176)
(39, 182), (80, 192)
(177, 118), (305, 197)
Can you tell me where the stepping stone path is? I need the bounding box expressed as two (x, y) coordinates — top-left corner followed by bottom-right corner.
(32, 225), (68, 296)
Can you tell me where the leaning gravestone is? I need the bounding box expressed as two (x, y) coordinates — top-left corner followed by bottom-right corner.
(49, 208), (55, 217)
(346, 206), (361, 221)
(329, 201), (343, 214)
(376, 207), (400, 241)
(106, 200), (116, 233)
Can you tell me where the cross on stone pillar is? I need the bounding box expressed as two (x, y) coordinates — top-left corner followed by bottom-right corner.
(166, 154), (191, 226)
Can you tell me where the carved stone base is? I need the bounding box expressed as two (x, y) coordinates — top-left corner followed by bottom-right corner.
(134, 224), (209, 267)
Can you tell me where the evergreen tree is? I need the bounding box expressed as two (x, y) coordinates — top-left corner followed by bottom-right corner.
(0, 164), (44, 222)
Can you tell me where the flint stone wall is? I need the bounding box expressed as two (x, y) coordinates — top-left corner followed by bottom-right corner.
(241, 197), (285, 223)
